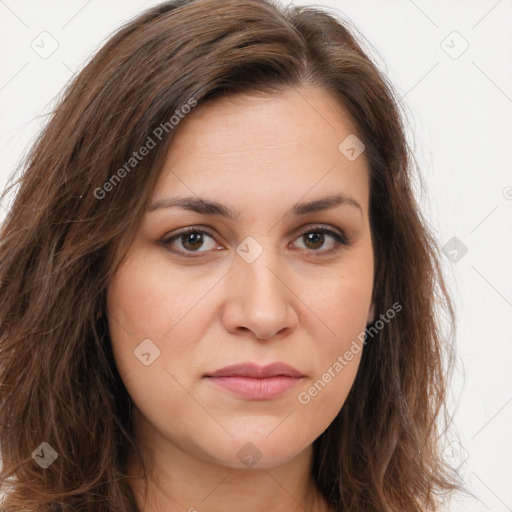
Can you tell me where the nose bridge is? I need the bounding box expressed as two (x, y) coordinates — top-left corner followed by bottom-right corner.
(224, 235), (296, 338)
(236, 235), (285, 302)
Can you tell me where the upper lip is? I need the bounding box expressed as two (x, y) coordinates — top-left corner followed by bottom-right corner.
(204, 362), (305, 379)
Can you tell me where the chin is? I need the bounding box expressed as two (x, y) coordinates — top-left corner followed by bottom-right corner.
(197, 434), (310, 470)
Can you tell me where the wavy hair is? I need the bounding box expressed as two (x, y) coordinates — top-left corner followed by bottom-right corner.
(0, 0), (462, 509)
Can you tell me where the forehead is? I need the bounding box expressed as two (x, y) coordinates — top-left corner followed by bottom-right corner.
(169, 86), (360, 152)
(151, 86), (370, 217)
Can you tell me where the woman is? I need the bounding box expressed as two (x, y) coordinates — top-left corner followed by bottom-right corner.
(0, 0), (462, 510)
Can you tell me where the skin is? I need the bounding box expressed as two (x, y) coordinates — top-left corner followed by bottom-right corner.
(106, 86), (375, 512)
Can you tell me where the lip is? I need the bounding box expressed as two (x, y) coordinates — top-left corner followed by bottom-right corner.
(204, 362), (305, 379)
(203, 362), (305, 400)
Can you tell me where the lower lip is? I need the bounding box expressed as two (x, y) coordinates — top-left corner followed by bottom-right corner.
(204, 376), (303, 400)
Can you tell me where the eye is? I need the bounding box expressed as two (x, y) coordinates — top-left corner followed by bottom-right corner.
(291, 225), (350, 256)
(160, 227), (220, 256)
(159, 225), (350, 258)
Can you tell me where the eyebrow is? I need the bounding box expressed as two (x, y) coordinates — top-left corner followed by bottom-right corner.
(147, 193), (363, 219)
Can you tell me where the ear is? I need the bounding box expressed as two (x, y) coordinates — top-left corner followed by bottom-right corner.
(366, 303), (375, 324)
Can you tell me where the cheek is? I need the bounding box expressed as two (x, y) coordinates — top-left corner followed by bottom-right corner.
(105, 251), (213, 406)
(104, 266), (184, 431)
(106, 249), (207, 345)
(306, 266), (372, 342)
(297, 269), (371, 406)
(295, 293), (364, 422)
(298, 353), (361, 424)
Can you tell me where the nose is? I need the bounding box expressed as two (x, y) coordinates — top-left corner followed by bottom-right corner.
(220, 249), (298, 341)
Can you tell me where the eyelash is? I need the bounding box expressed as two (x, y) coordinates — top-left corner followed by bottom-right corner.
(159, 224), (350, 258)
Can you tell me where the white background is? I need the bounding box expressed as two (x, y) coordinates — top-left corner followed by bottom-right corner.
(0, 1), (511, 510)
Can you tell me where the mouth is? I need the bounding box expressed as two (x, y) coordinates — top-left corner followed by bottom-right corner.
(203, 362), (305, 400)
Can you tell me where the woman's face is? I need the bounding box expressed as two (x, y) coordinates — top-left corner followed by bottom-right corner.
(107, 86), (374, 470)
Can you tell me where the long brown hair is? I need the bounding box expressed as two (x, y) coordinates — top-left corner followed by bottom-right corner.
(0, 0), (462, 509)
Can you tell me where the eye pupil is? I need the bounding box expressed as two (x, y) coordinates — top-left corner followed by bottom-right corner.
(183, 232), (203, 251)
(304, 232), (323, 250)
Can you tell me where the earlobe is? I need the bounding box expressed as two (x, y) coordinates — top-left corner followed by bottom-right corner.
(367, 303), (375, 324)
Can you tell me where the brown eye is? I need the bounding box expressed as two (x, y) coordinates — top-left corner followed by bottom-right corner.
(292, 227), (349, 256)
(302, 232), (325, 250)
(161, 228), (218, 256)
(180, 231), (206, 251)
